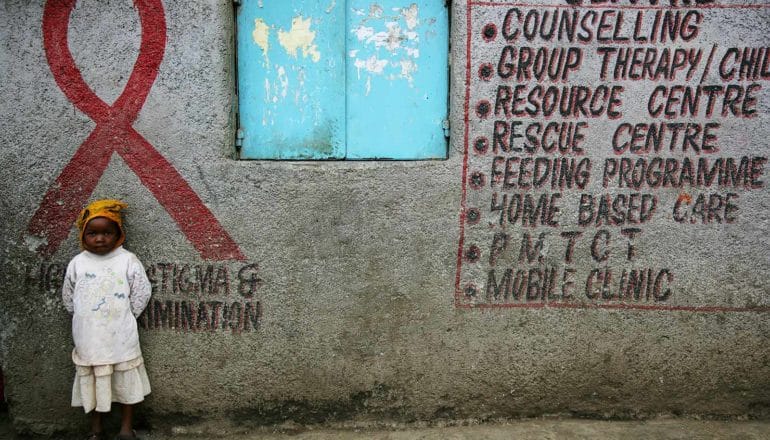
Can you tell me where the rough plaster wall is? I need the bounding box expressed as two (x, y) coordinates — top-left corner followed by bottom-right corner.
(0, 0), (768, 435)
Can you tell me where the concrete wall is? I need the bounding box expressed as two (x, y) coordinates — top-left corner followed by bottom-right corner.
(1, 0), (768, 434)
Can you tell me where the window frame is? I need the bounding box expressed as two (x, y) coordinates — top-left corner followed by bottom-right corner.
(232, 0), (451, 161)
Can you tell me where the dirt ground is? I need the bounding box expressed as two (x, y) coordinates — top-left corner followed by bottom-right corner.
(2, 410), (768, 440)
(146, 419), (770, 440)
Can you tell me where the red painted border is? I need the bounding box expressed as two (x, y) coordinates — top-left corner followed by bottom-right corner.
(468, 2), (770, 10)
(454, 1), (769, 313)
(28, 0), (244, 261)
(454, 0), (475, 306)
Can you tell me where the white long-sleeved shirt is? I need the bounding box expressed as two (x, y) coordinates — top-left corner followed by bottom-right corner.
(62, 246), (151, 366)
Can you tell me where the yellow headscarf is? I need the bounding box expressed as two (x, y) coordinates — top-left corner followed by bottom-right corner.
(76, 199), (128, 250)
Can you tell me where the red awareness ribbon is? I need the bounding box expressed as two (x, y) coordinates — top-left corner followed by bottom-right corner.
(28, 0), (244, 260)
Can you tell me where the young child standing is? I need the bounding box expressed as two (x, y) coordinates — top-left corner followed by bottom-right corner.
(62, 200), (152, 440)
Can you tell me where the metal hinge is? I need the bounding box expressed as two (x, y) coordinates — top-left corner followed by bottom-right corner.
(235, 128), (244, 151)
(442, 119), (450, 138)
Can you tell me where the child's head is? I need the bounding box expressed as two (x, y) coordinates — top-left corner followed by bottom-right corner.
(76, 199), (128, 254)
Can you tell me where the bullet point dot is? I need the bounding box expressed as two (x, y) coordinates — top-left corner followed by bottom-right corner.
(464, 245), (481, 263)
(482, 23), (497, 42)
(478, 63), (494, 80)
(475, 100), (491, 118)
(470, 171), (486, 189)
(473, 137), (488, 155)
(466, 208), (481, 224)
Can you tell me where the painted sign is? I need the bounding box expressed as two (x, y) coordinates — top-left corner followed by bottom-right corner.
(28, 0), (244, 261)
(20, 260), (263, 334)
(455, 0), (769, 312)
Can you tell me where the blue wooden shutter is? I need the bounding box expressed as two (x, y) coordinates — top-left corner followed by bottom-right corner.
(237, 1), (447, 160)
(346, 1), (448, 159)
(237, 1), (346, 159)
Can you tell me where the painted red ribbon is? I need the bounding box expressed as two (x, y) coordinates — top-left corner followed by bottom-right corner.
(28, 0), (244, 260)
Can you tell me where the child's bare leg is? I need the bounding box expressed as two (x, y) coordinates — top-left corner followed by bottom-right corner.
(119, 404), (134, 437)
(89, 411), (103, 435)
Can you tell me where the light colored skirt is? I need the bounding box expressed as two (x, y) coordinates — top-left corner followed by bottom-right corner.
(71, 356), (151, 413)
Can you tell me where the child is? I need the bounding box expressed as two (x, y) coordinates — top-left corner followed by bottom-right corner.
(62, 200), (151, 440)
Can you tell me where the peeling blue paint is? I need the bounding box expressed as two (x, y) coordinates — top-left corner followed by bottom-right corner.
(237, 1), (448, 160)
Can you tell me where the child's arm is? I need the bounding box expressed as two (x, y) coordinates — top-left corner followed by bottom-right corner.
(62, 261), (76, 314)
(127, 256), (152, 317)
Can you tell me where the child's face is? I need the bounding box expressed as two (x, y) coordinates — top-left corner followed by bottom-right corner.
(83, 217), (121, 255)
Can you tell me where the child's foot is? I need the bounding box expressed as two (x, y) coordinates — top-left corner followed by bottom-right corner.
(114, 429), (137, 440)
(86, 432), (106, 440)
